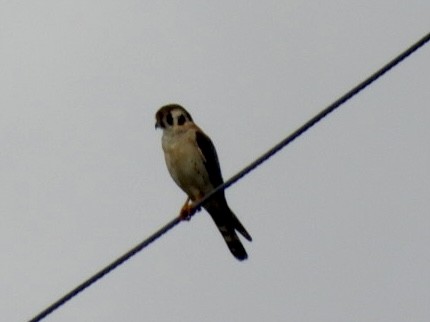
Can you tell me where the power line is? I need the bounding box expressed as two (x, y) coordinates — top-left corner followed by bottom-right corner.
(28, 31), (430, 322)
(28, 217), (181, 322)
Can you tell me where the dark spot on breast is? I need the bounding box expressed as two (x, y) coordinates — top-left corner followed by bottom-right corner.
(178, 114), (186, 125)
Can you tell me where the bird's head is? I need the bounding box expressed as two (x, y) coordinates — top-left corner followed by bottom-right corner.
(155, 104), (194, 131)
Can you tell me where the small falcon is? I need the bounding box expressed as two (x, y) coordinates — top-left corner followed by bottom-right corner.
(155, 104), (252, 261)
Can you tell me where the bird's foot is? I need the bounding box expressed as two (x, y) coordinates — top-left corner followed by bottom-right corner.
(179, 198), (193, 221)
(179, 197), (202, 221)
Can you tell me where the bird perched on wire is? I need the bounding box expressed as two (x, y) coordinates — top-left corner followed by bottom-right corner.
(155, 104), (252, 261)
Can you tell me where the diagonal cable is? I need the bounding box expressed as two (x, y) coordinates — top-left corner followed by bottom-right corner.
(189, 32), (430, 216)
(28, 31), (430, 322)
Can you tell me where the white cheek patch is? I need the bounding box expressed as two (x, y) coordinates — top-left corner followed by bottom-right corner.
(170, 109), (190, 126)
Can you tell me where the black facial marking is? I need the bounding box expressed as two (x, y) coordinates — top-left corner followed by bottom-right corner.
(178, 114), (186, 125)
(166, 113), (173, 126)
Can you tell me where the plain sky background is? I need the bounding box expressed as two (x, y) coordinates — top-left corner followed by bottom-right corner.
(1, 1), (429, 321)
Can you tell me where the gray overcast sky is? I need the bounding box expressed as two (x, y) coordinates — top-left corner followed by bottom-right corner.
(1, 1), (429, 321)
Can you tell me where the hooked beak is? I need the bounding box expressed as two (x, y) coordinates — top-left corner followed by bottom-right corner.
(155, 121), (165, 129)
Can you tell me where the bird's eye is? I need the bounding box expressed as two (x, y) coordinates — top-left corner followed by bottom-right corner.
(166, 113), (173, 126)
(178, 114), (186, 125)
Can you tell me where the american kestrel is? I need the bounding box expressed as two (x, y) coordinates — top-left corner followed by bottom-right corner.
(155, 104), (252, 261)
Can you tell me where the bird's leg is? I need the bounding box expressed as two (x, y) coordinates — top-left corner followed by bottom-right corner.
(179, 197), (193, 221)
(179, 194), (203, 221)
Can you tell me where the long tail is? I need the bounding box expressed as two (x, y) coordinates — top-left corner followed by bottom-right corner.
(205, 200), (252, 261)
(216, 221), (248, 260)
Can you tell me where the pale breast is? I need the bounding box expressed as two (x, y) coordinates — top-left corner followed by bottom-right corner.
(162, 130), (213, 200)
